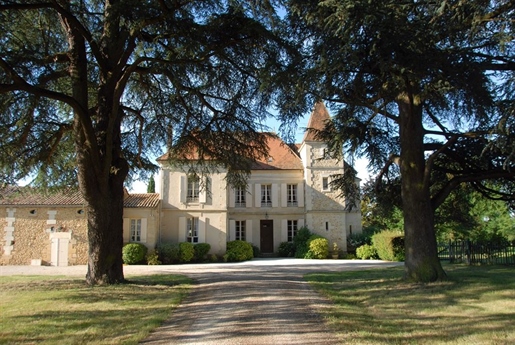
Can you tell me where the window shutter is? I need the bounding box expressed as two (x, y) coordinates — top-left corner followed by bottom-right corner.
(140, 218), (148, 243)
(229, 220), (236, 241)
(272, 184), (279, 207)
(246, 189), (252, 208)
(180, 176), (186, 203)
(298, 218), (305, 229)
(281, 219), (288, 242)
(178, 217), (186, 242)
(281, 183), (287, 207)
(123, 218), (130, 243)
(255, 184), (261, 208)
(198, 217), (206, 243)
(246, 220), (253, 243)
(229, 187), (235, 208)
(297, 183), (304, 207)
(199, 177), (208, 204)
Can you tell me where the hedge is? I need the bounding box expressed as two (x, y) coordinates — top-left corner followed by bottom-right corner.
(157, 243), (180, 264)
(356, 244), (378, 259)
(194, 243), (211, 262)
(371, 230), (405, 261)
(179, 242), (195, 263)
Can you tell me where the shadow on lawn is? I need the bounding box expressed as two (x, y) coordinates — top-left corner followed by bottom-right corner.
(1, 275), (191, 345)
(306, 265), (515, 344)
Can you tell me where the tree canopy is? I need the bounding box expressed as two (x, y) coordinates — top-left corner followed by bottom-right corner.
(272, 0), (515, 281)
(0, 0), (290, 284)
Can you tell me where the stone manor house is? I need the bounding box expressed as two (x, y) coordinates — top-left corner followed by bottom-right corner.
(1, 103), (362, 266)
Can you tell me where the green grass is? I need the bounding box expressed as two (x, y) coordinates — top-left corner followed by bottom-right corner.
(0, 274), (191, 345)
(306, 265), (515, 345)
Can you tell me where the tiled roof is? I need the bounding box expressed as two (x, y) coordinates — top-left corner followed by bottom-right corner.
(157, 133), (303, 170)
(303, 102), (331, 142)
(124, 193), (160, 208)
(0, 186), (160, 208)
(251, 135), (303, 170)
(0, 186), (84, 206)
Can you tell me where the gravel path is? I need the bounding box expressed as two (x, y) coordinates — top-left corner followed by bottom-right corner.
(1, 259), (402, 344)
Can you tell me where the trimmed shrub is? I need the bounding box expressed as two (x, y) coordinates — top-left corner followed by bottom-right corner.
(293, 227), (312, 258)
(179, 242), (195, 263)
(194, 243), (211, 262)
(372, 230), (405, 261)
(122, 243), (148, 265)
(226, 240), (253, 262)
(356, 244), (378, 259)
(278, 242), (295, 257)
(306, 236), (329, 259)
(146, 249), (161, 265)
(157, 243), (180, 264)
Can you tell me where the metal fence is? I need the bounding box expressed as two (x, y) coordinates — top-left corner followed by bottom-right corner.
(438, 240), (515, 266)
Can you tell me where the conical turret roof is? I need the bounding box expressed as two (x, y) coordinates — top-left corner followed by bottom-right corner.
(302, 102), (330, 142)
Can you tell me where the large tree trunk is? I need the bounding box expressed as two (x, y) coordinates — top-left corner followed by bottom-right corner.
(62, 0), (129, 285)
(84, 158), (128, 285)
(398, 91), (447, 282)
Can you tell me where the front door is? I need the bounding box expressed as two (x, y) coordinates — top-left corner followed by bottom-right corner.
(260, 220), (274, 253)
(51, 237), (69, 266)
(50, 232), (72, 266)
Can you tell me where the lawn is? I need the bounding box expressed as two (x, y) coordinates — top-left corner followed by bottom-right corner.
(306, 264), (515, 345)
(0, 274), (191, 345)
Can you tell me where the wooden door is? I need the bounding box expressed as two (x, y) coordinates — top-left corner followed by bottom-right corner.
(260, 220), (274, 253)
(51, 238), (69, 267)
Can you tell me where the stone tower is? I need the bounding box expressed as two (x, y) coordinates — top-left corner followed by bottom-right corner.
(298, 102), (360, 252)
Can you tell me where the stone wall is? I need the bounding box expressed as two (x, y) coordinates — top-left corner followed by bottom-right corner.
(1, 206), (88, 266)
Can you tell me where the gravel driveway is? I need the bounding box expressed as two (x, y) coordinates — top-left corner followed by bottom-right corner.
(1, 259), (402, 344)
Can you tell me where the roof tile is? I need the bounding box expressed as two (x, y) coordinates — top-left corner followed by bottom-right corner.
(303, 102), (331, 142)
(0, 186), (160, 208)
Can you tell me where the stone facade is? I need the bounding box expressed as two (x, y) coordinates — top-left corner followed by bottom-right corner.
(1, 190), (160, 266)
(2, 103), (363, 264)
(158, 102), (363, 255)
(1, 206), (88, 266)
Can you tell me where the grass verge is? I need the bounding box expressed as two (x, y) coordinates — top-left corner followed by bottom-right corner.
(0, 274), (191, 345)
(306, 264), (515, 345)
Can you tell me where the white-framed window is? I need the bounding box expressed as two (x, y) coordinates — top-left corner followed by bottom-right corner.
(130, 219), (142, 242)
(261, 184), (272, 207)
(322, 176), (330, 191)
(235, 186), (246, 208)
(287, 220), (298, 242)
(287, 184), (297, 207)
(187, 175), (200, 202)
(187, 217), (199, 243)
(235, 220), (246, 241)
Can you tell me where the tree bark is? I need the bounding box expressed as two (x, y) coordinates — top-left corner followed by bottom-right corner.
(398, 90), (447, 282)
(83, 156), (128, 285)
